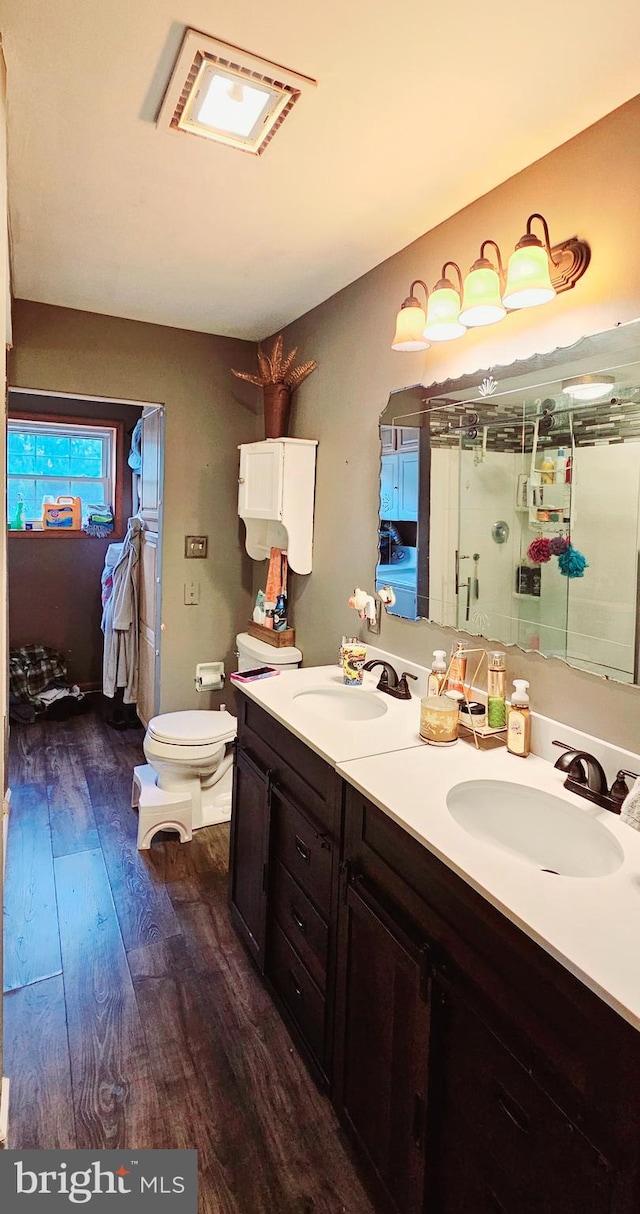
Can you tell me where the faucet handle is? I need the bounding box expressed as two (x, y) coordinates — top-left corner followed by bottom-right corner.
(397, 672), (418, 699)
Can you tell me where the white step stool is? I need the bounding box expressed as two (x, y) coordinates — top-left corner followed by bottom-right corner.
(132, 764), (193, 851)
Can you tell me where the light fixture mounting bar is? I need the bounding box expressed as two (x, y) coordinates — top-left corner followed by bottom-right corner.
(548, 237), (591, 294)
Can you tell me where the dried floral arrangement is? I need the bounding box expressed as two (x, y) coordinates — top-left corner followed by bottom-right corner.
(232, 334), (317, 394)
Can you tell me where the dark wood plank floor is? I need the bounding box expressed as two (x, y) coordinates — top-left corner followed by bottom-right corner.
(3, 708), (375, 1213)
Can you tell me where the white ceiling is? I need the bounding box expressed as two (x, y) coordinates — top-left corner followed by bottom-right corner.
(1, 0), (640, 341)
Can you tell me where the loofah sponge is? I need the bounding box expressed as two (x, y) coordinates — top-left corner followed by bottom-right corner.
(558, 543), (588, 578)
(549, 535), (569, 556)
(527, 537), (551, 564)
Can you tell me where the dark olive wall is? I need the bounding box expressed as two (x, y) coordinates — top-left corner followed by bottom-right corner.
(8, 391), (143, 688)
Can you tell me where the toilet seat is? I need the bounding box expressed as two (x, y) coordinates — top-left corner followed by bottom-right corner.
(147, 709), (236, 747)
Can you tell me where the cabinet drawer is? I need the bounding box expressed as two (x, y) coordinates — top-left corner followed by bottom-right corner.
(440, 987), (612, 1213)
(272, 789), (333, 914)
(269, 922), (326, 1065)
(271, 861), (328, 991)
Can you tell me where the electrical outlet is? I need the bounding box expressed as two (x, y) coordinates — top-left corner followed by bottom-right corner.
(184, 580), (200, 606)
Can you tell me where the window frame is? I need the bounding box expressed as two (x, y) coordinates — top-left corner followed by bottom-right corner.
(7, 411), (125, 538)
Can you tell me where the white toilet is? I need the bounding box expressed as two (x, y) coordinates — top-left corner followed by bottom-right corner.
(132, 632), (302, 850)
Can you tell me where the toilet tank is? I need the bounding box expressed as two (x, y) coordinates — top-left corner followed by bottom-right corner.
(235, 632), (302, 672)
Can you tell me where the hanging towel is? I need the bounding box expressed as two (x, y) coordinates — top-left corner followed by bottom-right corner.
(128, 418), (143, 472)
(620, 779), (640, 831)
(101, 516), (142, 704)
(265, 547), (287, 603)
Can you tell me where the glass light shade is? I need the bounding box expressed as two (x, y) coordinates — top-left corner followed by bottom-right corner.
(423, 287), (466, 341)
(503, 243), (556, 309)
(459, 267), (506, 328)
(392, 303), (429, 351)
(561, 375), (615, 402)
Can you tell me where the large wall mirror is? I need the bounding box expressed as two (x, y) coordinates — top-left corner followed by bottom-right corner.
(376, 319), (640, 685)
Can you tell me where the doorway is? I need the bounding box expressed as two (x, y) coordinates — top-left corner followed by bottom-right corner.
(7, 387), (165, 728)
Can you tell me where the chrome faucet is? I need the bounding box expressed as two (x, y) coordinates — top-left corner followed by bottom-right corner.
(552, 740), (638, 814)
(362, 660), (417, 701)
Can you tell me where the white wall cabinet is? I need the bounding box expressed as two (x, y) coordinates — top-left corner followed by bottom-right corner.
(238, 438), (318, 574)
(380, 451), (418, 522)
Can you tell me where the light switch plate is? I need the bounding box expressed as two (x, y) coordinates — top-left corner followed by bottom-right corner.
(185, 535), (208, 558)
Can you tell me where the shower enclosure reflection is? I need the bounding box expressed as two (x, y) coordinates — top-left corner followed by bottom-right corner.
(376, 320), (640, 684)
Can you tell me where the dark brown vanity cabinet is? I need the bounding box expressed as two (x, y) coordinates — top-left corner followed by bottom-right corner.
(229, 747), (271, 971)
(229, 692), (342, 1082)
(333, 870), (431, 1214)
(230, 702), (640, 1214)
(343, 783), (640, 1214)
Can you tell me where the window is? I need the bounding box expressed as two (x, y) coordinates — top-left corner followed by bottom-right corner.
(7, 416), (120, 529)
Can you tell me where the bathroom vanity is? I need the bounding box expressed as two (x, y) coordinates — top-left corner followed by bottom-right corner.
(229, 669), (640, 1214)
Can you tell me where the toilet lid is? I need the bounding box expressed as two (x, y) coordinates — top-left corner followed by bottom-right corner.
(236, 632), (302, 665)
(148, 710), (236, 745)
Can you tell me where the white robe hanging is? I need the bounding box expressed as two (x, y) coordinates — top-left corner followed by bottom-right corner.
(102, 516), (142, 703)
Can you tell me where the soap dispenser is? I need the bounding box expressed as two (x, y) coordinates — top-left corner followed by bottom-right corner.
(507, 680), (531, 758)
(427, 650), (447, 697)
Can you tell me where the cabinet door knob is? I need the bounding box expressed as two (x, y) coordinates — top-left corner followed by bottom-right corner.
(238, 477), (245, 484)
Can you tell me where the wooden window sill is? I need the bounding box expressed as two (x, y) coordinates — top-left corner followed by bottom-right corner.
(8, 529), (124, 540)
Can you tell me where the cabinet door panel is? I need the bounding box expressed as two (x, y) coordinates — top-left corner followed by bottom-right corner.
(335, 873), (430, 1214)
(238, 442), (284, 519)
(396, 450), (418, 520)
(379, 454), (398, 520)
(434, 979), (613, 1214)
(229, 749), (271, 971)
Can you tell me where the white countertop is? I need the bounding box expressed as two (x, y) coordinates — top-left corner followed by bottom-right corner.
(237, 662), (640, 1030)
(236, 664), (425, 763)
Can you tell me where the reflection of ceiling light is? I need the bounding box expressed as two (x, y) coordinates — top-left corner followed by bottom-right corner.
(561, 375), (615, 401)
(158, 28), (316, 155)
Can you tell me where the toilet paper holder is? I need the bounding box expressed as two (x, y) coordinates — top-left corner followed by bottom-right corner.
(195, 661), (225, 692)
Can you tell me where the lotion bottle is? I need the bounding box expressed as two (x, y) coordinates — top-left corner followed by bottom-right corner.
(446, 642), (468, 694)
(427, 650), (447, 696)
(507, 680), (531, 758)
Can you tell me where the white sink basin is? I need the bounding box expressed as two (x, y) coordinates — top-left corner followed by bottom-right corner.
(293, 687), (388, 721)
(447, 780), (624, 878)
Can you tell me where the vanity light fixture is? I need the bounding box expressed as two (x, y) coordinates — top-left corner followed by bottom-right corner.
(459, 241), (506, 328)
(391, 212), (590, 352)
(561, 374), (616, 402)
(502, 213), (556, 309)
(391, 280), (430, 352)
(423, 263), (467, 341)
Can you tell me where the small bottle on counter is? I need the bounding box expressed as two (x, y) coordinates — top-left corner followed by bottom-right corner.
(487, 651), (507, 729)
(427, 650), (448, 697)
(459, 700), (487, 730)
(507, 680), (531, 758)
(446, 642), (468, 694)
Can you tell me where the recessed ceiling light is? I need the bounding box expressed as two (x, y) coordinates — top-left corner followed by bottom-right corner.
(561, 374), (615, 402)
(157, 29), (316, 155)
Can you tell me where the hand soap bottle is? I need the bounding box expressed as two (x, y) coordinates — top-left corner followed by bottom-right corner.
(446, 642), (468, 694)
(427, 650), (447, 696)
(507, 680), (531, 758)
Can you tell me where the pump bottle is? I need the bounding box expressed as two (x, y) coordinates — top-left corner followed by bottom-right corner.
(427, 650), (447, 697)
(507, 680), (531, 758)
